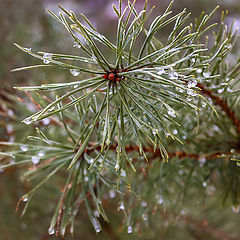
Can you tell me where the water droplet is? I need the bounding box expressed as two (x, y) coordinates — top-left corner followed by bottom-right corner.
(156, 67), (165, 75)
(127, 225), (133, 234)
(152, 129), (158, 135)
(84, 176), (89, 182)
(20, 146), (28, 152)
(42, 53), (53, 64)
(199, 157), (206, 167)
(92, 218), (101, 233)
(196, 68), (202, 74)
(227, 87), (233, 92)
(42, 118), (50, 125)
(173, 129), (178, 135)
(217, 88), (224, 94)
(24, 47), (32, 52)
(115, 162), (120, 171)
(169, 71), (178, 80)
(201, 102), (207, 108)
(141, 201), (147, 207)
(61, 227), (66, 236)
(191, 58), (196, 63)
(121, 169), (126, 177)
(23, 117), (33, 125)
(7, 109), (14, 117)
(73, 41), (81, 48)
(48, 227), (55, 235)
(38, 151), (45, 157)
(31, 156), (40, 165)
(94, 210), (99, 218)
(203, 72), (210, 78)
(180, 210), (186, 215)
(230, 149), (235, 153)
(167, 108), (176, 117)
(156, 195), (163, 204)
(187, 89), (197, 96)
(48, 106), (55, 111)
(188, 79), (197, 88)
(178, 170), (184, 175)
(109, 190), (116, 198)
(202, 181), (207, 187)
(165, 132), (170, 137)
(141, 213), (148, 221)
(232, 205), (240, 213)
(91, 55), (97, 62)
(119, 202), (125, 211)
(22, 195), (28, 202)
(70, 69), (80, 77)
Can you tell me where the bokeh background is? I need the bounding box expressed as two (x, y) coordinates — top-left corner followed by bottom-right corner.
(0, 0), (240, 239)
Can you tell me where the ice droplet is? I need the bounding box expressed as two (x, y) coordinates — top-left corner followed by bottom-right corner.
(23, 117), (33, 125)
(202, 181), (207, 187)
(127, 225), (133, 234)
(42, 53), (53, 64)
(141, 201), (147, 207)
(31, 156), (40, 165)
(92, 218), (101, 233)
(48, 227), (55, 235)
(70, 69), (80, 77)
(156, 67), (165, 75)
(119, 202), (125, 211)
(20, 146), (28, 152)
(73, 41), (81, 48)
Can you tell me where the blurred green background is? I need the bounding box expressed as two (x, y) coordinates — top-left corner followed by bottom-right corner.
(0, 0), (239, 239)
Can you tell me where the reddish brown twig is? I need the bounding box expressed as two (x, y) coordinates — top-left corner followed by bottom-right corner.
(198, 83), (240, 134)
(86, 142), (240, 162)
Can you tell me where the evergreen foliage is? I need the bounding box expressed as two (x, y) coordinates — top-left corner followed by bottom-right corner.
(1, 0), (240, 238)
